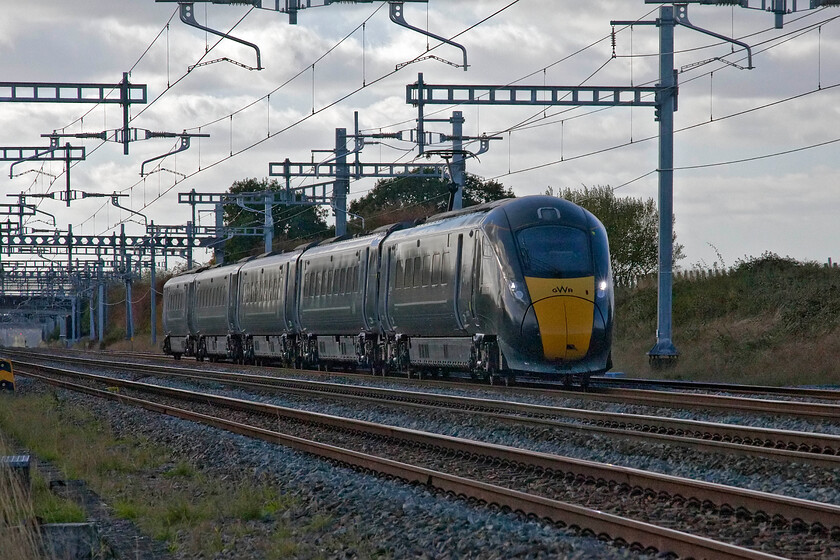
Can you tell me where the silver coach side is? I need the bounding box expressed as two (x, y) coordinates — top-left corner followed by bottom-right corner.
(192, 262), (244, 361)
(378, 211), (488, 370)
(237, 250), (302, 364)
(162, 270), (198, 359)
(298, 234), (388, 367)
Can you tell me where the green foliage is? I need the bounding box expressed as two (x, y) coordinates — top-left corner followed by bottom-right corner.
(614, 253), (840, 384)
(350, 171), (514, 231)
(549, 185), (684, 285)
(223, 177), (331, 261)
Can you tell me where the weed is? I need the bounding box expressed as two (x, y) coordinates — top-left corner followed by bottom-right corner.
(113, 499), (141, 520)
(163, 461), (196, 479)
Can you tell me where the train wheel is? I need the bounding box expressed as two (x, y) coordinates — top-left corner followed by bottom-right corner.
(580, 375), (591, 391)
(173, 354), (181, 361)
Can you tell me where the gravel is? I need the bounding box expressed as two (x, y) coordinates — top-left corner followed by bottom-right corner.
(124, 371), (840, 508)
(12, 376), (648, 560)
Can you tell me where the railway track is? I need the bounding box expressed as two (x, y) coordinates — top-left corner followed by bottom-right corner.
(591, 376), (840, 401)
(8, 352), (840, 469)
(72, 348), (840, 411)
(15, 360), (837, 559)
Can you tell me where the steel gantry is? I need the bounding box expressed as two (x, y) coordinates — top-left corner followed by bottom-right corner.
(268, 114), (449, 236)
(0, 143), (87, 208)
(0, 220), (224, 346)
(0, 73), (147, 155)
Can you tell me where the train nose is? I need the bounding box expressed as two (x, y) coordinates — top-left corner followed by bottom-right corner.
(522, 277), (595, 361)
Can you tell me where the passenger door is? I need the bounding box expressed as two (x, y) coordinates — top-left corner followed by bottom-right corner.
(455, 232), (477, 332)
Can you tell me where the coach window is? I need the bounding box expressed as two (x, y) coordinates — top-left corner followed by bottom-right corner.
(422, 255), (432, 286)
(441, 252), (450, 285)
(395, 260), (404, 289)
(404, 258), (413, 290)
(413, 256), (422, 287)
(432, 254), (441, 285)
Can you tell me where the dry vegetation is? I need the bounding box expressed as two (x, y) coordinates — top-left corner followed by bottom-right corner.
(0, 439), (44, 560)
(613, 253), (840, 386)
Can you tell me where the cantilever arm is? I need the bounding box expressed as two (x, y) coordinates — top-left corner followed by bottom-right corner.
(111, 193), (147, 227)
(179, 2), (262, 70)
(140, 133), (208, 176)
(9, 146), (58, 179)
(390, 3), (468, 71)
(675, 6), (753, 70)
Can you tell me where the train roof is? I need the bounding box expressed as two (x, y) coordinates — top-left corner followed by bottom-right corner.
(239, 249), (302, 271)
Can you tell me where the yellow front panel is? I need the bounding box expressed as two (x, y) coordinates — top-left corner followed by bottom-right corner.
(0, 359), (14, 391)
(525, 277), (594, 361)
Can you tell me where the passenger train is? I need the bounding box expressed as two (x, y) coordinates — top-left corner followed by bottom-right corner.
(162, 195), (614, 385)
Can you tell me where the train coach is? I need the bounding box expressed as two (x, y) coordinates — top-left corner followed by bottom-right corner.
(162, 195), (614, 385)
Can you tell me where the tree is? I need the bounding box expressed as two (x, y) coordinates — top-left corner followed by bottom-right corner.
(548, 185), (684, 285)
(349, 171), (515, 231)
(222, 178), (330, 262)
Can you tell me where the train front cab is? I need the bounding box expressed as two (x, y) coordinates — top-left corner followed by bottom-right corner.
(492, 197), (613, 384)
(0, 358), (14, 392)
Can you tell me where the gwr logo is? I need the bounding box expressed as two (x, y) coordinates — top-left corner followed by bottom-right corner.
(552, 285), (573, 294)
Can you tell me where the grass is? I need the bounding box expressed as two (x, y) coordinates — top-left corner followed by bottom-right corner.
(30, 471), (86, 524)
(0, 391), (379, 558)
(613, 253), (840, 385)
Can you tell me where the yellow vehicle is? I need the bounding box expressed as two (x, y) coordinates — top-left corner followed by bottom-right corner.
(0, 358), (14, 392)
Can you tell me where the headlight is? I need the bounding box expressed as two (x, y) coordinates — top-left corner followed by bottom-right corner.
(509, 281), (526, 302)
(597, 280), (608, 298)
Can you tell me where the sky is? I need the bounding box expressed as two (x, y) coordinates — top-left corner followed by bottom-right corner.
(0, 0), (838, 271)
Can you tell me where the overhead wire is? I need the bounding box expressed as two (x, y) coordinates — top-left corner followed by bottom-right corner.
(476, 10), (840, 183)
(95, 0), (524, 236)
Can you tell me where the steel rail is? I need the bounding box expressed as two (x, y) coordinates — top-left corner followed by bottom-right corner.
(10, 353), (840, 467)
(15, 362), (840, 532)
(591, 376), (840, 401)
(14, 349), (840, 417)
(95, 349), (840, 404)
(582, 387), (840, 420)
(15, 368), (788, 560)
